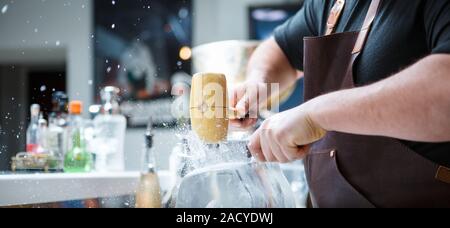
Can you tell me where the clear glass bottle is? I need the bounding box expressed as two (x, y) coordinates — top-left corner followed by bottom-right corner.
(45, 92), (69, 170)
(135, 119), (162, 208)
(64, 101), (93, 173)
(51, 92), (69, 152)
(93, 86), (126, 172)
(46, 113), (65, 165)
(51, 91), (69, 128)
(36, 113), (48, 154)
(26, 104), (40, 153)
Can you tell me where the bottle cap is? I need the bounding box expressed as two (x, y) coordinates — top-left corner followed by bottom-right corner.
(101, 86), (120, 101)
(30, 104), (40, 117)
(100, 86), (121, 114)
(52, 91), (69, 113)
(69, 101), (83, 115)
(38, 113), (47, 127)
(145, 118), (153, 148)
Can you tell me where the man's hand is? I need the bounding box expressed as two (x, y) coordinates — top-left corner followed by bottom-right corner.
(229, 37), (299, 129)
(248, 104), (326, 163)
(229, 81), (269, 129)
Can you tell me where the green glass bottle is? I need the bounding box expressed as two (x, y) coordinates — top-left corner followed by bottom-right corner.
(64, 101), (92, 173)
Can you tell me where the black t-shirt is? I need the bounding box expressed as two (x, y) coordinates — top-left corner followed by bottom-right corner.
(274, 0), (450, 167)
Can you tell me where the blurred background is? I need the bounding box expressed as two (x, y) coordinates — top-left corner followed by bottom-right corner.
(0, 0), (304, 172)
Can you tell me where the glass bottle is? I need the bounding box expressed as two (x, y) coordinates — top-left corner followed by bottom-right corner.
(26, 104), (40, 153)
(135, 119), (162, 208)
(93, 86), (126, 172)
(36, 113), (48, 154)
(51, 91), (69, 128)
(46, 113), (65, 167)
(45, 92), (69, 169)
(64, 101), (92, 173)
(50, 92), (69, 152)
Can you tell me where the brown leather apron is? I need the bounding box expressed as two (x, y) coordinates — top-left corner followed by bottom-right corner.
(303, 0), (450, 208)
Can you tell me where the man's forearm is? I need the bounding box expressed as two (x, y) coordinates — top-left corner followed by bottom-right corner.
(247, 37), (298, 92)
(308, 54), (450, 142)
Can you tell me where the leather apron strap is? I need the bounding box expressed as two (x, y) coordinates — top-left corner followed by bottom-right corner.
(325, 0), (382, 55)
(352, 0), (382, 54)
(341, 0), (382, 88)
(325, 0), (346, 35)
